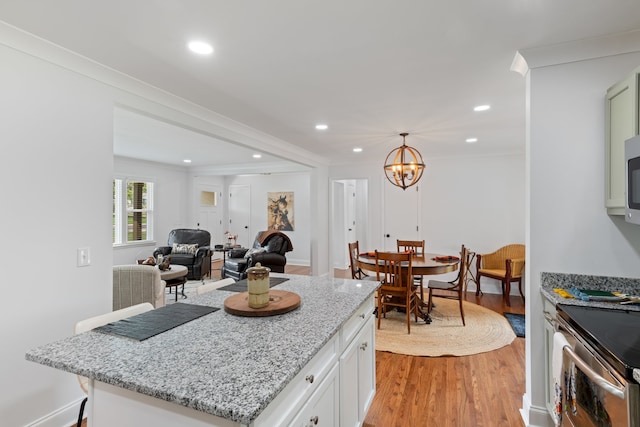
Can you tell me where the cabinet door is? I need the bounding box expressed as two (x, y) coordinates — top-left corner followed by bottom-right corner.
(542, 297), (557, 417)
(289, 363), (340, 427)
(605, 72), (640, 214)
(339, 336), (359, 427)
(340, 315), (376, 427)
(357, 316), (376, 420)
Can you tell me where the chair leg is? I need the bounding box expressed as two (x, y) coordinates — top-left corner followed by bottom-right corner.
(518, 278), (525, 302)
(406, 294), (411, 334)
(377, 294), (383, 329)
(77, 396), (88, 427)
(476, 275), (482, 296)
(458, 295), (465, 326)
(504, 280), (511, 307)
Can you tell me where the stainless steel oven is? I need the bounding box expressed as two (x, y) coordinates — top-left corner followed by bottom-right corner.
(557, 305), (639, 427)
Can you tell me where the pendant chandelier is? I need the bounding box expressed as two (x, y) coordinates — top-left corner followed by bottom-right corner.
(383, 132), (425, 190)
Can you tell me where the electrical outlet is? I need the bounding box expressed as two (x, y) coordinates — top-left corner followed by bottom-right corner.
(77, 247), (91, 267)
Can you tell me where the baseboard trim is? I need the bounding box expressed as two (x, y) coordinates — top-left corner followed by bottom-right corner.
(26, 397), (84, 427)
(521, 393), (553, 427)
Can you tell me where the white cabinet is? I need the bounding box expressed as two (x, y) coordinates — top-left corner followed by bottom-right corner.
(288, 364), (340, 427)
(542, 296), (557, 417)
(605, 66), (640, 215)
(340, 302), (375, 427)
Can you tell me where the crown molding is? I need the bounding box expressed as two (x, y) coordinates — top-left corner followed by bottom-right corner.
(512, 29), (640, 76)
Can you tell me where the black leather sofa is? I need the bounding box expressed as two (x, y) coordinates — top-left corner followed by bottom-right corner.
(153, 228), (212, 281)
(222, 231), (293, 280)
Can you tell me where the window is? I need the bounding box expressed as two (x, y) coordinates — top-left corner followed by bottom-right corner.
(113, 178), (154, 245)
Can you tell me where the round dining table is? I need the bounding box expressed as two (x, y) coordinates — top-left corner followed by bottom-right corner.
(356, 252), (459, 323)
(356, 252), (459, 276)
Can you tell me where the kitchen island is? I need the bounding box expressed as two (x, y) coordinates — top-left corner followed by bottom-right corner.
(26, 274), (379, 426)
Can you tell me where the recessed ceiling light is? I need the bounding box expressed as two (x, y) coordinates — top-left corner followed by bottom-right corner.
(466, 138), (478, 143)
(188, 40), (213, 55)
(315, 124), (328, 130)
(253, 154), (262, 159)
(183, 159), (192, 163)
(474, 105), (491, 112)
(353, 147), (363, 153)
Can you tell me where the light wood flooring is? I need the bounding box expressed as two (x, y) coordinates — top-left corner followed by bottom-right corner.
(75, 261), (526, 427)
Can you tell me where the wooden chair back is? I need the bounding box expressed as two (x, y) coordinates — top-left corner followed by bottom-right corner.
(375, 251), (412, 290)
(348, 241), (361, 279)
(396, 239), (425, 257)
(427, 245), (469, 325)
(375, 250), (418, 333)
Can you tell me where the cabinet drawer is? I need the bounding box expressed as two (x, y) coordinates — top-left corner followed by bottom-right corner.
(340, 296), (374, 351)
(254, 335), (338, 427)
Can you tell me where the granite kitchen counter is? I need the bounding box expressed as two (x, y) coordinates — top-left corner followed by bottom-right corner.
(26, 274), (379, 425)
(540, 272), (640, 312)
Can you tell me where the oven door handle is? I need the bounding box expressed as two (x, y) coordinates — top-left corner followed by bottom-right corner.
(563, 345), (626, 400)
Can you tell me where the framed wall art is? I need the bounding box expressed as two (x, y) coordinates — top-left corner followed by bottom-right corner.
(267, 192), (294, 231)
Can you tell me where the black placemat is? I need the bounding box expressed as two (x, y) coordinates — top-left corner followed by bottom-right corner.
(217, 277), (289, 292)
(94, 304), (219, 341)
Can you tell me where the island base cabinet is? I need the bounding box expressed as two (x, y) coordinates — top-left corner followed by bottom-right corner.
(287, 363), (340, 427)
(90, 381), (239, 427)
(340, 315), (375, 427)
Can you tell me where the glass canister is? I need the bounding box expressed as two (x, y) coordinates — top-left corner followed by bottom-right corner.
(247, 262), (271, 308)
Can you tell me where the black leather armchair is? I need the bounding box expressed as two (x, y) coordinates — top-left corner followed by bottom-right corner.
(153, 228), (212, 281)
(222, 231), (293, 280)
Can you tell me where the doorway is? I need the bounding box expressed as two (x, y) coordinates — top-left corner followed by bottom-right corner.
(330, 179), (369, 273)
(228, 184), (251, 248)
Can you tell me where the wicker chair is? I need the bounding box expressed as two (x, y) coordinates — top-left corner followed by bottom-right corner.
(476, 244), (525, 306)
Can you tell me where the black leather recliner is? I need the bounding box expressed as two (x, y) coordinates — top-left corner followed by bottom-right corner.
(222, 231), (293, 280)
(153, 229), (212, 280)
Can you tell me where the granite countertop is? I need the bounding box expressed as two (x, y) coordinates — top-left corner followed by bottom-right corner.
(540, 272), (640, 312)
(26, 274), (379, 424)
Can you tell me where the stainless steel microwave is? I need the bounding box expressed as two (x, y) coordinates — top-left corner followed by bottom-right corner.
(625, 134), (640, 225)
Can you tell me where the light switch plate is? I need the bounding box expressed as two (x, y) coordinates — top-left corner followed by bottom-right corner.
(77, 247), (90, 267)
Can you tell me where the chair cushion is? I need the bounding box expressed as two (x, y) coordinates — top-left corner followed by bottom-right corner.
(168, 253), (196, 265)
(478, 268), (523, 279)
(172, 243), (199, 254)
(224, 258), (248, 273)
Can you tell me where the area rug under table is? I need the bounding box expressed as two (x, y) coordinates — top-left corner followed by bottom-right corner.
(375, 297), (516, 357)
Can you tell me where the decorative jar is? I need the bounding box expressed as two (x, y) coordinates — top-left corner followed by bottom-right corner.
(247, 263), (270, 308)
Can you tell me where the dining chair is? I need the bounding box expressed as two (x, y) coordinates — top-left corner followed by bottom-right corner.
(348, 241), (376, 280)
(74, 303), (154, 427)
(396, 239), (426, 301)
(426, 245), (469, 326)
(476, 244), (525, 306)
(195, 278), (236, 295)
(375, 250), (419, 334)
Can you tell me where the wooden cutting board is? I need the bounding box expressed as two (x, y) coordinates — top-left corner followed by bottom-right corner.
(224, 290), (301, 317)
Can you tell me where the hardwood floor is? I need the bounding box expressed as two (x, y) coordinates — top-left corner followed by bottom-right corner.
(293, 264), (526, 427)
(76, 262), (526, 427)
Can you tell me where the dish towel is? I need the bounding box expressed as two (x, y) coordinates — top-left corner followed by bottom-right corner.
(552, 332), (570, 426)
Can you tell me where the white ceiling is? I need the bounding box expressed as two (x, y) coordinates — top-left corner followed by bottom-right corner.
(2, 1), (640, 172)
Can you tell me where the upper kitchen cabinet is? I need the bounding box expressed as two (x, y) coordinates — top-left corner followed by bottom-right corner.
(605, 66), (640, 215)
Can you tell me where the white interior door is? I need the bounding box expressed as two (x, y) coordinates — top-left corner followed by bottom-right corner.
(196, 184), (223, 257)
(228, 184), (251, 248)
(382, 179), (420, 251)
(331, 181), (346, 269)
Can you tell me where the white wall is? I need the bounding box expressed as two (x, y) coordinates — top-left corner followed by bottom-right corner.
(113, 156), (191, 265)
(225, 172), (311, 265)
(0, 24), (324, 426)
(329, 153), (526, 290)
(1, 41), (114, 427)
(524, 50), (640, 426)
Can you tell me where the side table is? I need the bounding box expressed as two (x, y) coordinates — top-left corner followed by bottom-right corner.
(160, 264), (188, 302)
